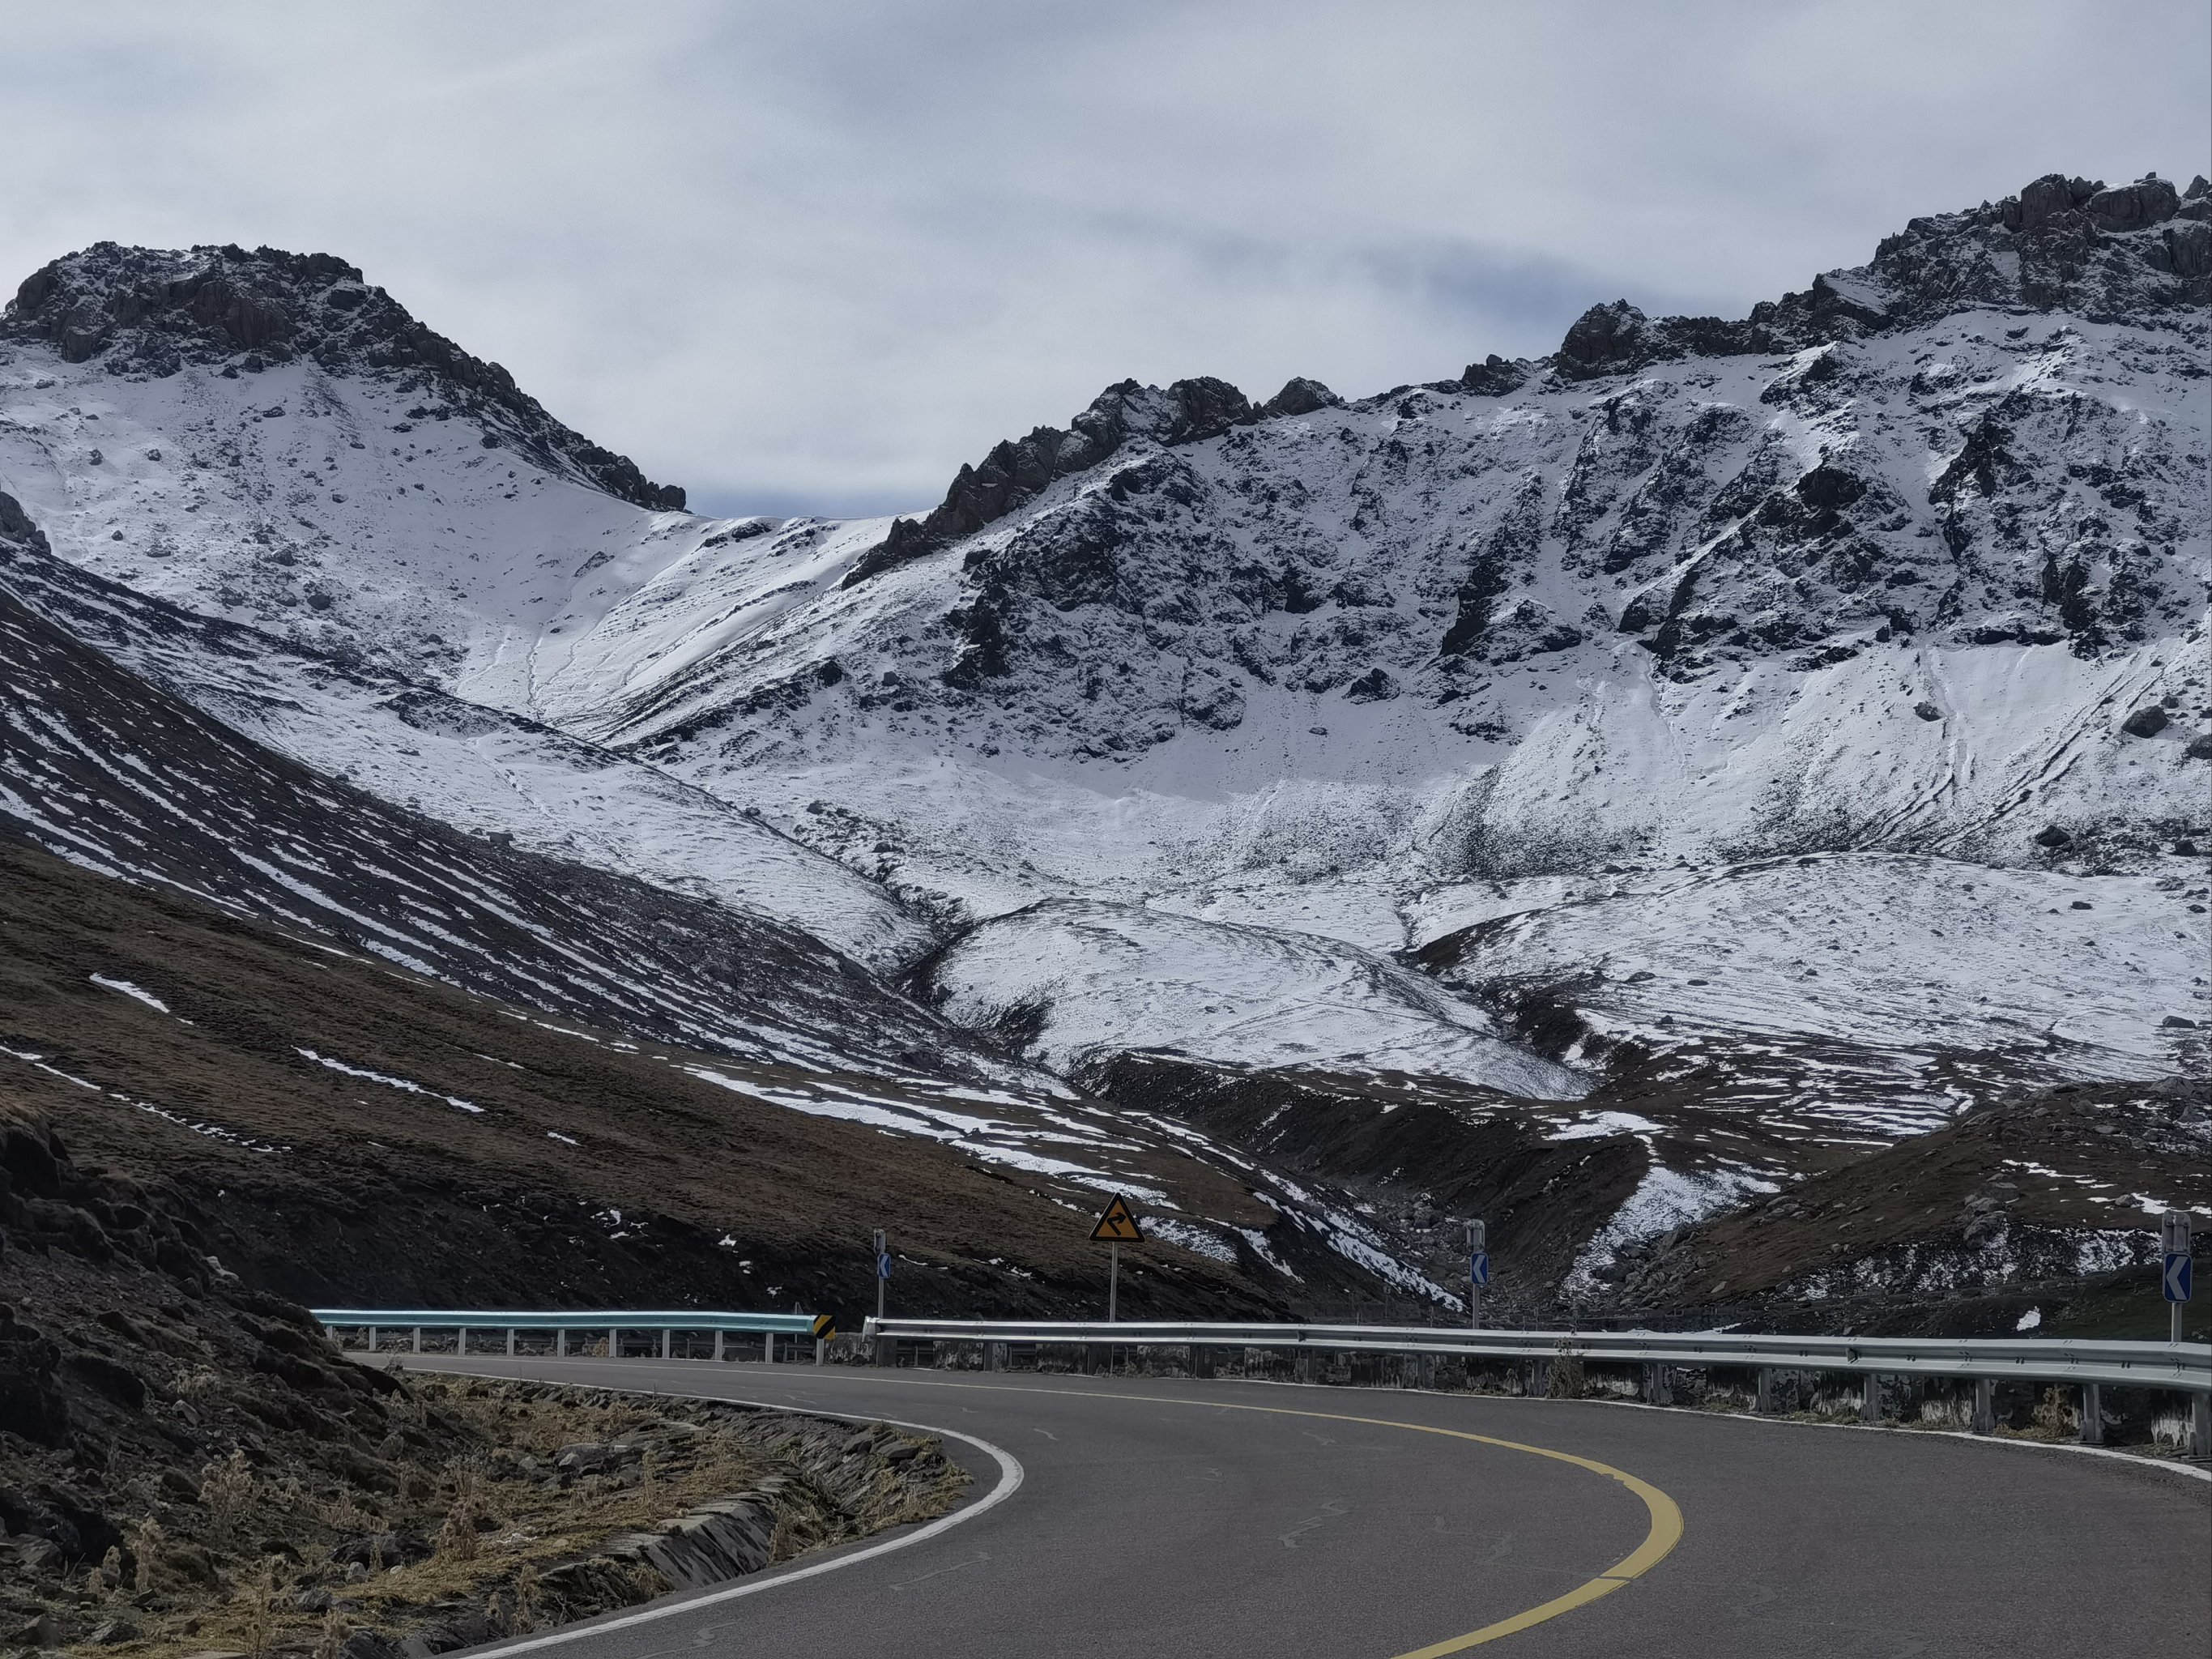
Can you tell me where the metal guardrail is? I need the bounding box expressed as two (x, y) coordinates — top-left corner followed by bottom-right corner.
(860, 1318), (2212, 1395)
(301, 1306), (2208, 1448)
(313, 1308), (827, 1334)
(311, 1307), (833, 1362)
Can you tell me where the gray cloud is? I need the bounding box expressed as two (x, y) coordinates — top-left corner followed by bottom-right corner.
(3, 0), (2206, 518)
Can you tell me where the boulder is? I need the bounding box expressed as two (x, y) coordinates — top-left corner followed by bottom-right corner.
(2084, 176), (2180, 234)
(1258, 376), (1341, 417)
(2120, 706), (2170, 738)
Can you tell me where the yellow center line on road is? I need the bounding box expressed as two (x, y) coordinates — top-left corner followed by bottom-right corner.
(1044, 1386), (1682, 1655)
(583, 1361), (1687, 1654)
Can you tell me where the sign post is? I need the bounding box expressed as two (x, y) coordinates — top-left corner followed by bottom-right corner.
(2163, 1211), (2193, 1345)
(873, 1228), (889, 1324)
(1468, 1219), (1490, 1329)
(1090, 1194), (1144, 1322)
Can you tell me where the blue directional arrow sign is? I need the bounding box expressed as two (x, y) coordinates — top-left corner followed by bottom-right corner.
(1470, 1252), (1491, 1288)
(878, 1251), (893, 1282)
(2163, 1252), (2192, 1304)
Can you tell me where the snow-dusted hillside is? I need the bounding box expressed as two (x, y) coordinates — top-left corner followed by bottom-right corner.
(0, 535), (932, 972)
(545, 173), (2210, 910)
(915, 897), (1588, 1095)
(3, 172), (2205, 1305)
(0, 518), (974, 1081)
(1426, 852), (2210, 1136)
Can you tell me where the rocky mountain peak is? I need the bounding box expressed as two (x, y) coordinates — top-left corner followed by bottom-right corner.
(845, 372), (1350, 586)
(3, 241), (685, 512)
(1549, 172), (2210, 382)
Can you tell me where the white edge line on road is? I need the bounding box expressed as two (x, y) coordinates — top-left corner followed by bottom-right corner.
(1507, 1384), (2212, 1486)
(431, 1380), (1025, 1658)
(1188, 1369), (2212, 1487)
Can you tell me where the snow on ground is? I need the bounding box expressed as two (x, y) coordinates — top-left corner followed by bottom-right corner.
(296, 1047), (485, 1113)
(2, 197), (2204, 1299)
(89, 974), (173, 1014)
(1438, 851), (2208, 1079)
(918, 897), (1590, 1098)
(1, 552), (933, 974)
(1563, 1159), (1784, 1298)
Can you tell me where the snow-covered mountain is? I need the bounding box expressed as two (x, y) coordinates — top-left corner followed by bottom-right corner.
(2, 172), (2205, 1307)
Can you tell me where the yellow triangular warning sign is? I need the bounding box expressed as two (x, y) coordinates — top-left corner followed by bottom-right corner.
(1089, 1192), (1144, 1243)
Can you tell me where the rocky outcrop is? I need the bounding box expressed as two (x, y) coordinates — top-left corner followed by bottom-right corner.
(2, 243), (684, 512)
(845, 374), (1262, 586)
(1549, 172), (2208, 382)
(1258, 376), (1342, 417)
(0, 1099), (432, 1618)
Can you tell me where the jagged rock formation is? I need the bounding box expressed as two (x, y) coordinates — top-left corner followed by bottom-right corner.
(846, 373), (1339, 585)
(1552, 171), (2211, 381)
(4, 242), (684, 510)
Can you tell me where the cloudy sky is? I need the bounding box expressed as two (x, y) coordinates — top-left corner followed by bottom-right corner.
(6, 2), (2207, 518)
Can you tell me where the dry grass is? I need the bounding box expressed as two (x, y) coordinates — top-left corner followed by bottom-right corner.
(57, 1377), (966, 1659)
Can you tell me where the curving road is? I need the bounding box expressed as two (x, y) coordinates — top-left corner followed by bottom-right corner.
(392, 1355), (2210, 1658)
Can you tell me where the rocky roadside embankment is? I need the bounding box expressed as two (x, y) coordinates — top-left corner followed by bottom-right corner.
(0, 1102), (967, 1657)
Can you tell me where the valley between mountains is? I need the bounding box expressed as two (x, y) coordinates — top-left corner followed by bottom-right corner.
(2, 169), (2207, 1337)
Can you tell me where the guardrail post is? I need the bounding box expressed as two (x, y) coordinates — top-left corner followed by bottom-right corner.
(506, 1327), (517, 1358)
(1415, 1352), (1436, 1390)
(1754, 1367), (1775, 1414)
(1860, 1374), (1881, 1424)
(411, 1326), (423, 1355)
(815, 1337), (826, 1366)
(556, 1328), (568, 1358)
(1295, 1349), (1319, 1384)
(714, 1329), (725, 1362)
(1190, 1344), (1214, 1380)
(1643, 1362), (1672, 1406)
(607, 1326), (619, 1358)
(1971, 1377), (1996, 1435)
(986, 1341), (1006, 1372)
(2193, 1391), (2210, 1456)
(366, 1325), (377, 1353)
(2078, 1382), (2103, 1445)
(765, 1332), (777, 1365)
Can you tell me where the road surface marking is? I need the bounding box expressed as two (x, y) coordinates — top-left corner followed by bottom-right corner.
(403, 1361), (1684, 1654)
(669, 1367), (1684, 1651)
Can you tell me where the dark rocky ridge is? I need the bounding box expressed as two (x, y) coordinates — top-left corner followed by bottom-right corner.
(4, 242), (684, 511)
(845, 373), (1340, 586)
(1549, 171), (2212, 381)
(847, 171), (2207, 591)
(657, 169), (2210, 786)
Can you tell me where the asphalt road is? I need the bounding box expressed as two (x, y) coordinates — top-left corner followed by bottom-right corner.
(391, 1354), (2211, 1659)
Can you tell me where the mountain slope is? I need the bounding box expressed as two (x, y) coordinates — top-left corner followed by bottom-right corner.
(0, 524), (932, 973)
(916, 896), (1588, 1096)
(3, 173), (2204, 1310)
(0, 510), (992, 1081)
(0, 838), (1284, 1320)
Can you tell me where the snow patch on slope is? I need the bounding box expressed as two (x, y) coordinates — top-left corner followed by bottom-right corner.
(920, 897), (1589, 1096)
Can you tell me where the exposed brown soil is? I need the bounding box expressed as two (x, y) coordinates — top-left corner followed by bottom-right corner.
(1095, 1053), (1645, 1314)
(1615, 1079), (2212, 1337)
(0, 839), (1289, 1324)
(1096, 1044), (1894, 1319)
